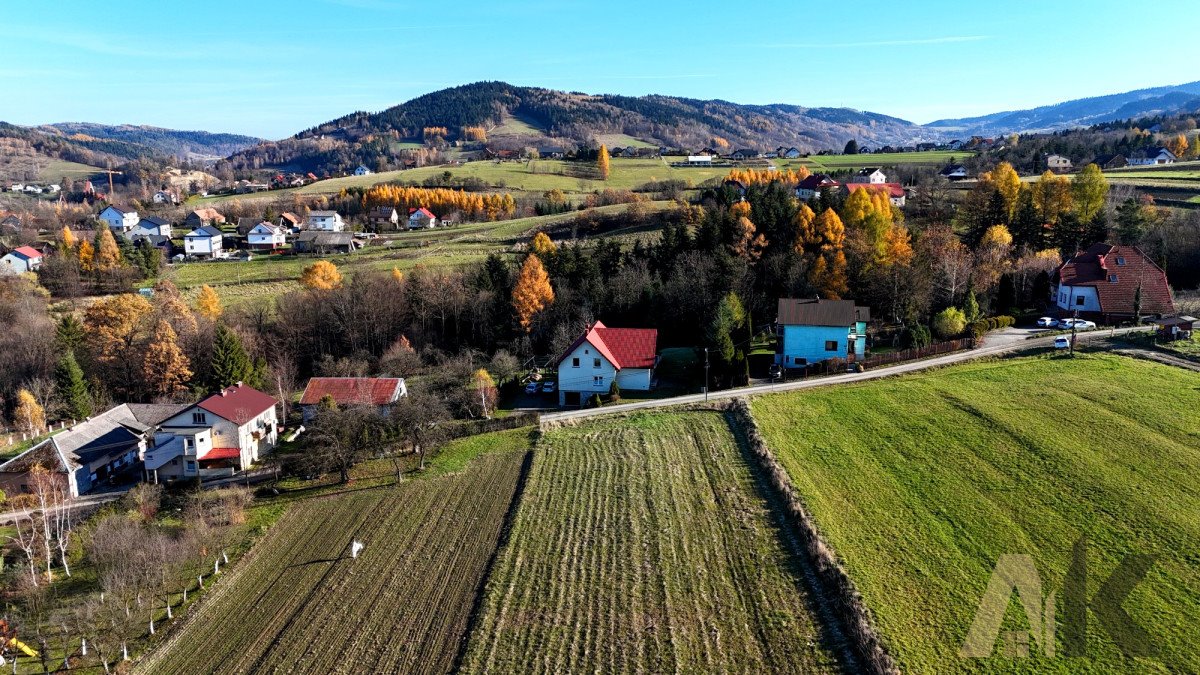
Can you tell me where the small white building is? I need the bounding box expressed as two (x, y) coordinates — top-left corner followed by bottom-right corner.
(686, 155), (713, 165)
(152, 190), (178, 205)
(1126, 147), (1176, 166)
(99, 204), (140, 233)
(307, 210), (345, 232)
(555, 321), (658, 407)
(354, 165), (373, 176)
(184, 225), (225, 258)
(298, 377), (408, 423)
(407, 207), (437, 229)
(1046, 154), (1073, 172)
(850, 167), (887, 184)
(0, 246), (44, 274)
(247, 222), (288, 250)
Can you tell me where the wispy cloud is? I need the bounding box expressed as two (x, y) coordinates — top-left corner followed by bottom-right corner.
(764, 35), (989, 49)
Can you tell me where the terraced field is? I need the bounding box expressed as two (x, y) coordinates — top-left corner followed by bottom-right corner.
(462, 411), (840, 674)
(137, 450), (527, 675)
(751, 354), (1200, 673)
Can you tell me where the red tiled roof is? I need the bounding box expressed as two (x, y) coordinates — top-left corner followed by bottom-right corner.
(196, 383), (277, 426)
(299, 377), (404, 406)
(201, 447), (240, 460)
(409, 207), (435, 219)
(1056, 243), (1174, 316)
(798, 174), (838, 190)
(843, 182), (905, 198)
(555, 321), (658, 370)
(11, 246), (42, 259)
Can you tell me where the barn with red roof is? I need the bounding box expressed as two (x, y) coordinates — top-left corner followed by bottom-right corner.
(554, 321), (658, 406)
(299, 377), (408, 422)
(1053, 243), (1175, 322)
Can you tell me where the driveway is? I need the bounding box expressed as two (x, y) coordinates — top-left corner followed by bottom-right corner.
(541, 327), (1147, 424)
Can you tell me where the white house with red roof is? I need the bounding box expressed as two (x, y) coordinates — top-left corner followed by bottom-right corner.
(555, 321), (658, 406)
(1, 245), (44, 274)
(795, 174), (840, 201)
(156, 383), (279, 472)
(1053, 243), (1174, 322)
(407, 207), (437, 230)
(298, 377), (408, 422)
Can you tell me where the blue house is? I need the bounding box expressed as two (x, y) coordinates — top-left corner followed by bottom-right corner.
(775, 298), (870, 367)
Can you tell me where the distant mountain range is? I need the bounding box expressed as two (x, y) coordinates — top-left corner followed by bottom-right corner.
(40, 123), (262, 160)
(924, 81), (1200, 137)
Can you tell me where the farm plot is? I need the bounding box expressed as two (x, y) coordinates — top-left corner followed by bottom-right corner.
(462, 411), (840, 674)
(136, 450), (527, 675)
(751, 354), (1200, 673)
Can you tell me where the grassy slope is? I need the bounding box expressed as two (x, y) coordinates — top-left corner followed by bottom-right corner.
(38, 158), (103, 182)
(463, 411), (840, 674)
(751, 354), (1200, 673)
(137, 439), (528, 675)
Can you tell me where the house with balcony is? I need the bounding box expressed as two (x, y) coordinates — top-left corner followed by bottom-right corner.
(156, 383), (279, 472)
(774, 298), (870, 368)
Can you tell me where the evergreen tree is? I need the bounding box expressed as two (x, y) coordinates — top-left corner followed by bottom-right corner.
(843, 139), (859, 155)
(56, 315), (86, 352)
(54, 350), (91, 420)
(961, 277), (980, 322)
(996, 275), (1016, 315)
(208, 324), (254, 392)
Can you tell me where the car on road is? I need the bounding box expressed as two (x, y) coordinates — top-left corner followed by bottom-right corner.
(541, 381), (557, 394)
(1058, 318), (1097, 330)
(1036, 317), (1057, 327)
(768, 363), (783, 380)
(1054, 336), (1071, 349)
(524, 381), (541, 394)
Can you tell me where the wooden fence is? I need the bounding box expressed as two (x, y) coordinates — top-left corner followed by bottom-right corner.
(855, 338), (975, 370)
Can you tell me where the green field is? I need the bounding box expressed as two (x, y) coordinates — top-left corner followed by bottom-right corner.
(137, 447), (528, 675)
(37, 158), (103, 182)
(778, 149), (973, 172)
(463, 411), (840, 673)
(750, 354), (1200, 673)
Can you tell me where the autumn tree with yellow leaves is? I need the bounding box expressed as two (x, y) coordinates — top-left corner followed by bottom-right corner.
(94, 228), (123, 272)
(1167, 133), (1189, 158)
(597, 144), (611, 181)
(13, 389), (45, 434)
(60, 226), (77, 250)
(512, 254), (554, 332)
(530, 232), (557, 259)
(195, 285), (223, 321)
(797, 207), (849, 299)
(77, 240), (95, 272)
(142, 320), (193, 398)
(363, 185), (515, 222)
(726, 166), (811, 187)
(300, 260), (344, 290)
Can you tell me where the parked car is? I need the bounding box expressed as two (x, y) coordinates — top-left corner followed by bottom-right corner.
(524, 381), (540, 394)
(1056, 318), (1081, 329)
(541, 381), (557, 394)
(1054, 336), (1071, 349)
(1074, 320), (1097, 330)
(768, 363), (783, 380)
(1036, 317), (1057, 327)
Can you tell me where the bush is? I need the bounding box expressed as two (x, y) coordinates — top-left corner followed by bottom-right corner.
(932, 307), (967, 339)
(969, 320), (989, 340)
(904, 324), (932, 349)
(589, 393), (603, 408)
(608, 380), (621, 403)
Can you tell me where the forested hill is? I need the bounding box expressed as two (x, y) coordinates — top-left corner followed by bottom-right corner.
(44, 123), (261, 160)
(223, 81), (935, 174)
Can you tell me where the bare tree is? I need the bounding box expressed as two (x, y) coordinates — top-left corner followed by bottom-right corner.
(304, 404), (388, 483)
(8, 509), (40, 587)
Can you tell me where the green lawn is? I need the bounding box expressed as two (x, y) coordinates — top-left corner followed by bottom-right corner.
(777, 149), (974, 171)
(750, 353), (1200, 673)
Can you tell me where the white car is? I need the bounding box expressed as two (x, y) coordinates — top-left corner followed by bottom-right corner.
(1036, 317), (1057, 327)
(1054, 336), (1071, 349)
(1056, 318), (1081, 329)
(1074, 320), (1097, 330)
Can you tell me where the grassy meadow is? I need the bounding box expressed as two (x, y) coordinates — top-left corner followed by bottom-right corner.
(750, 353), (1200, 673)
(463, 411), (841, 674)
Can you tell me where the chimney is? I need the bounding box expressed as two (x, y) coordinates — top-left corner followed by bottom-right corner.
(236, 381), (243, 388)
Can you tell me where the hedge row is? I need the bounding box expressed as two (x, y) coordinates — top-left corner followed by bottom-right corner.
(969, 315), (1015, 339)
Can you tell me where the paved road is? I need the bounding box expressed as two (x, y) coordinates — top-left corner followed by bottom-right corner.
(541, 326), (1147, 424)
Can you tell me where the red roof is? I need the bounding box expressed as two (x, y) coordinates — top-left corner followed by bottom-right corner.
(11, 246), (42, 259)
(1056, 243), (1174, 316)
(798, 174), (839, 190)
(409, 207), (435, 219)
(299, 377), (405, 406)
(556, 321), (658, 370)
(196, 384), (277, 426)
(843, 182), (905, 198)
(201, 447), (240, 460)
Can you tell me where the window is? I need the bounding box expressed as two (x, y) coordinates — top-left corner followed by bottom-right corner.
(1076, 295), (1086, 306)
(1116, 257), (1126, 266)
(1108, 274), (1118, 283)
(593, 376), (604, 387)
(593, 358), (601, 368)
(186, 460), (196, 473)
(571, 357), (580, 368)
(192, 412), (206, 424)
(825, 340), (839, 352)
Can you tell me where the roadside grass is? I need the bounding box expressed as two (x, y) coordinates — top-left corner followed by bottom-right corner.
(463, 410), (840, 673)
(750, 353), (1200, 673)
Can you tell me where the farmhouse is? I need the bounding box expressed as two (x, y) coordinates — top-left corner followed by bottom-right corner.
(294, 230), (357, 254)
(537, 146), (566, 159)
(795, 173), (839, 200)
(186, 207), (226, 229)
(247, 222), (288, 251)
(298, 377), (408, 422)
(354, 165), (373, 176)
(1093, 154), (1127, 170)
(98, 204), (139, 233)
(843, 182), (906, 207)
(774, 298), (870, 368)
(938, 164), (969, 180)
(0, 246), (43, 274)
(157, 383), (279, 471)
(1045, 154), (1072, 172)
(152, 190), (178, 205)
(1053, 243), (1175, 322)
(555, 321), (658, 407)
(184, 225), (225, 258)
(279, 212), (302, 230)
(1126, 147), (1176, 166)
(408, 207), (437, 229)
(850, 167), (887, 184)
(730, 148), (761, 160)
(307, 210), (345, 232)
(776, 146), (802, 159)
(369, 206), (400, 229)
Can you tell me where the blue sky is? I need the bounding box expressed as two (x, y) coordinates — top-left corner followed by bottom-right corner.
(2, 0), (1197, 139)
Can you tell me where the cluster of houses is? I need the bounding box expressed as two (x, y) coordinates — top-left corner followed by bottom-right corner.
(7, 182), (61, 196)
(791, 167), (908, 207)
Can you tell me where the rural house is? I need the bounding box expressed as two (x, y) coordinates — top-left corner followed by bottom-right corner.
(184, 225), (225, 258)
(1126, 147), (1176, 166)
(152, 190), (178, 205)
(1045, 154), (1073, 172)
(369, 206), (400, 229)
(247, 222), (288, 251)
(776, 146), (802, 159)
(185, 207), (226, 229)
(795, 174), (840, 201)
(774, 298), (870, 368)
(843, 182), (906, 207)
(729, 148), (761, 160)
(98, 204), (139, 233)
(939, 164), (969, 180)
(279, 212), (302, 230)
(850, 167), (887, 184)
(294, 230), (357, 254)
(1053, 243), (1175, 322)
(307, 210), (345, 232)
(354, 165), (373, 176)
(0, 246), (43, 274)
(298, 377), (408, 422)
(1093, 154), (1127, 170)
(157, 383), (279, 472)
(555, 321), (658, 407)
(407, 207), (437, 229)
(129, 216), (172, 240)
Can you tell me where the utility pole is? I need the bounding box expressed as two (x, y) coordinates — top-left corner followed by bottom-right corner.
(1070, 308), (1079, 355)
(703, 348), (710, 402)
(102, 169), (123, 197)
